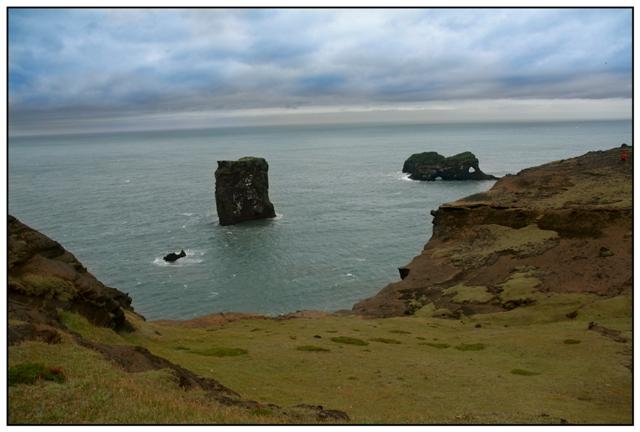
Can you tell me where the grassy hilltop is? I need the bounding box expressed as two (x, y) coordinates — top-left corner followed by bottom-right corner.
(8, 147), (632, 424)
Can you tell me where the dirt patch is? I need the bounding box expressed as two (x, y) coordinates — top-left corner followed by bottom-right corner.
(587, 322), (628, 343)
(8, 323), (62, 346)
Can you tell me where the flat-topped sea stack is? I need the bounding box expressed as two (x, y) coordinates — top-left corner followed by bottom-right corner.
(403, 151), (497, 181)
(355, 146), (632, 317)
(215, 156), (277, 226)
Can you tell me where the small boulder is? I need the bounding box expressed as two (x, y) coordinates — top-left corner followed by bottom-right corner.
(402, 151), (497, 181)
(163, 249), (186, 262)
(215, 157), (276, 226)
(598, 247), (614, 258)
(398, 267), (410, 280)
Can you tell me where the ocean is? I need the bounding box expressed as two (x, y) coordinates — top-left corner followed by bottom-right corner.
(8, 120), (631, 320)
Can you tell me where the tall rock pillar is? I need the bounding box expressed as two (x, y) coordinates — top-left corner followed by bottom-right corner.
(214, 157), (277, 226)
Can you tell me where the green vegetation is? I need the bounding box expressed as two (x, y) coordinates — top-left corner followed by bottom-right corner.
(251, 407), (273, 416)
(9, 363), (65, 386)
(454, 343), (486, 351)
(421, 342), (450, 349)
(330, 336), (368, 346)
(447, 151), (478, 165)
(296, 345), (330, 352)
(511, 369), (541, 376)
(498, 270), (542, 308)
(563, 339), (581, 345)
(15, 274), (76, 302)
(405, 152), (445, 168)
(444, 284), (494, 304)
(191, 347), (248, 357)
(432, 224), (558, 264)
(9, 292), (632, 424)
(369, 338), (402, 344)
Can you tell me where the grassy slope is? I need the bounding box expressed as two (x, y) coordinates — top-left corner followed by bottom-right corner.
(9, 291), (631, 424)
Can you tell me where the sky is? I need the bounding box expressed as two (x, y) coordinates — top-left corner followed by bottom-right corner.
(8, 8), (633, 135)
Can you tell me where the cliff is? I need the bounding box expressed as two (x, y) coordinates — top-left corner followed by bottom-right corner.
(354, 146), (632, 317)
(8, 215), (136, 331)
(8, 147), (632, 424)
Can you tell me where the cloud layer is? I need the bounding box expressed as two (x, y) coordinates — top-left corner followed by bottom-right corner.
(8, 8), (632, 133)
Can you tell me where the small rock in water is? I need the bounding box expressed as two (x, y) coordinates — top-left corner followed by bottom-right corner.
(163, 249), (186, 262)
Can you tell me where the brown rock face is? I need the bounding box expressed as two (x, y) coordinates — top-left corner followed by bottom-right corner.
(214, 157), (277, 226)
(8, 215), (137, 330)
(354, 146), (632, 317)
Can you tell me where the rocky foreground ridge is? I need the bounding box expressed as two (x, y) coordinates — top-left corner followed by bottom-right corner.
(354, 146), (632, 317)
(8, 215), (136, 331)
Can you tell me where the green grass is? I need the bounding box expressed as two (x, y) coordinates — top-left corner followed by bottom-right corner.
(330, 336), (368, 346)
(369, 338), (402, 344)
(563, 339), (581, 345)
(191, 347), (248, 357)
(8, 292), (632, 424)
(511, 369), (541, 376)
(444, 284), (494, 304)
(454, 343), (486, 351)
(296, 345), (330, 352)
(9, 363), (66, 386)
(16, 274), (76, 302)
(421, 342), (450, 349)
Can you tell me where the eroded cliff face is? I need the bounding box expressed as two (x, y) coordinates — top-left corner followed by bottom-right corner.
(354, 147), (632, 317)
(8, 215), (137, 331)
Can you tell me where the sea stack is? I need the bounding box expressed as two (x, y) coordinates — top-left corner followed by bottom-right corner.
(214, 156), (277, 226)
(402, 151), (497, 181)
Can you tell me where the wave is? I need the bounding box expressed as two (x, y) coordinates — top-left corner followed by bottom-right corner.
(387, 171), (416, 182)
(152, 248), (205, 267)
(397, 172), (416, 182)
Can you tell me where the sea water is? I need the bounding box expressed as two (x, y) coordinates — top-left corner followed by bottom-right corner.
(8, 120), (631, 319)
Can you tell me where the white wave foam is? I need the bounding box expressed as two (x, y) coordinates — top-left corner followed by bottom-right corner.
(180, 212), (194, 217)
(273, 213), (284, 220)
(397, 172), (416, 182)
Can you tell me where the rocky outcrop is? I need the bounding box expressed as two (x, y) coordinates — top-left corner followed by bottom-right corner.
(355, 147), (632, 317)
(163, 249), (186, 262)
(8, 215), (137, 331)
(214, 157), (277, 226)
(402, 151), (497, 181)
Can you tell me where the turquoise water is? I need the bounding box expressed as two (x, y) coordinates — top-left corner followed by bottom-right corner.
(8, 120), (631, 319)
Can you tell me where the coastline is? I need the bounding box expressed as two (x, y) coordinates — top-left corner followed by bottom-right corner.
(8, 146), (632, 424)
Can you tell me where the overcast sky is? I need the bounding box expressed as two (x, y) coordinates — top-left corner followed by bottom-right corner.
(8, 8), (632, 135)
